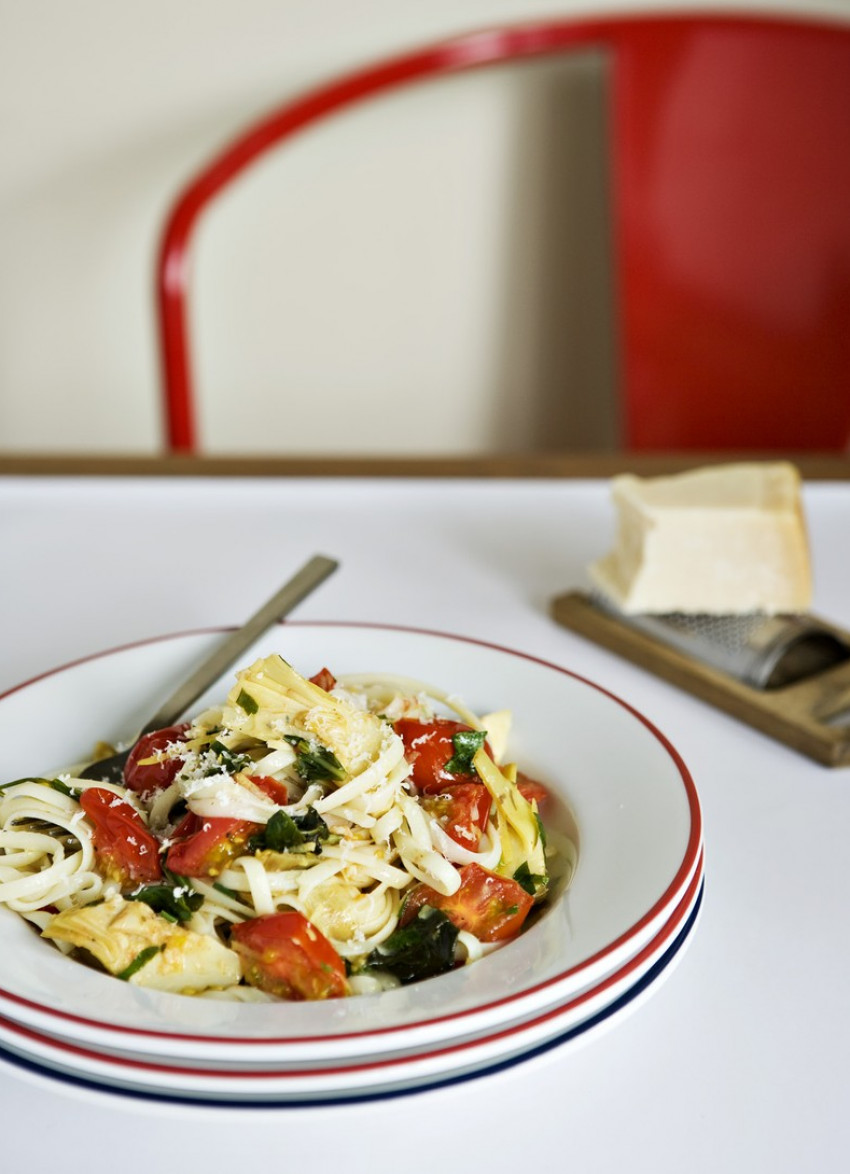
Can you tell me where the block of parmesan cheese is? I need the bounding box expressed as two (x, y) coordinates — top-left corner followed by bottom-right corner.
(589, 463), (812, 614)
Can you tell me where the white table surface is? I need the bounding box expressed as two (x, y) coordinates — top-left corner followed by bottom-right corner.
(1, 473), (848, 1172)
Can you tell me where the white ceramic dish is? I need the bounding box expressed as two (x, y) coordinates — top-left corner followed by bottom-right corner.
(0, 866), (703, 1104)
(0, 623), (702, 1061)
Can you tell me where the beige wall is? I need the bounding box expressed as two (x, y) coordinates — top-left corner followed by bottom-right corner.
(1, 0), (847, 455)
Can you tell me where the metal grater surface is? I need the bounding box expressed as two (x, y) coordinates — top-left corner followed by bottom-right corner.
(592, 592), (850, 690)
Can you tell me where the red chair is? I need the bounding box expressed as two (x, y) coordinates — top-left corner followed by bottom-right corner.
(157, 13), (850, 454)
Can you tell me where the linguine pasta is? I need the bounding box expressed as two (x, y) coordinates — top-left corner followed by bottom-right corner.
(0, 654), (565, 1001)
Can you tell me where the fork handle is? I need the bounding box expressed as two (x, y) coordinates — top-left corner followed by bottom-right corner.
(139, 554), (338, 735)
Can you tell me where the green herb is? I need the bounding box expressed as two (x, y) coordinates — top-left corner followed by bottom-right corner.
(363, 906), (458, 984)
(208, 740), (251, 775)
(213, 881), (251, 905)
(512, 861), (548, 898)
(235, 689), (259, 715)
(117, 945), (163, 982)
(444, 729), (487, 775)
(252, 807), (330, 854)
(292, 806), (330, 841)
(129, 869), (203, 924)
(48, 779), (82, 798)
(262, 810), (304, 852)
(0, 776), (53, 792)
(283, 735), (345, 783)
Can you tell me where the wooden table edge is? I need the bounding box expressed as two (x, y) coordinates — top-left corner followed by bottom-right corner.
(1, 452), (849, 480)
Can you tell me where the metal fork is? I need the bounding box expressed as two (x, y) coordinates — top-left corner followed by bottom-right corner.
(79, 554), (338, 783)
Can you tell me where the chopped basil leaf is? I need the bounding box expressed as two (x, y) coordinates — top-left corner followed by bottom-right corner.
(513, 861), (548, 898)
(252, 807), (330, 854)
(444, 729), (487, 775)
(117, 945), (163, 981)
(48, 779), (82, 798)
(283, 735), (345, 783)
(262, 810), (304, 852)
(0, 776), (54, 792)
(292, 806), (330, 840)
(129, 870), (203, 924)
(235, 689), (259, 715)
(208, 740), (251, 775)
(212, 881), (251, 905)
(364, 906), (458, 984)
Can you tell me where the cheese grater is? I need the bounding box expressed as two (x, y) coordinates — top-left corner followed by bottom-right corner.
(590, 595), (849, 690)
(551, 590), (850, 766)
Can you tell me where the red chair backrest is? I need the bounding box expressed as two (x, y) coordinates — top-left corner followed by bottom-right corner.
(157, 14), (850, 453)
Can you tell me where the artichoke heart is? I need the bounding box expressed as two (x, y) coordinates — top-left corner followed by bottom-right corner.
(43, 896), (241, 993)
(302, 879), (370, 942)
(473, 749), (548, 893)
(222, 654), (389, 774)
(256, 848), (323, 871)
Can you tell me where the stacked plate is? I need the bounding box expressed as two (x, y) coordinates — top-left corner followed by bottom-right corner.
(0, 623), (703, 1105)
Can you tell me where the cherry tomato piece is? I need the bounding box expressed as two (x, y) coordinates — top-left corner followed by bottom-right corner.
(400, 863), (533, 942)
(516, 772), (550, 810)
(422, 782), (492, 850)
(309, 667), (337, 692)
(247, 775), (289, 805)
(230, 910), (348, 1000)
(79, 787), (162, 887)
(123, 724), (190, 796)
(165, 813), (260, 878)
(394, 718), (491, 794)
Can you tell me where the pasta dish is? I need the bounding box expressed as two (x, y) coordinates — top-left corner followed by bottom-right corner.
(0, 653), (568, 1001)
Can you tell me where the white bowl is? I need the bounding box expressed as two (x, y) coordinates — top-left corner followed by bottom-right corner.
(0, 623), (702, 1063)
